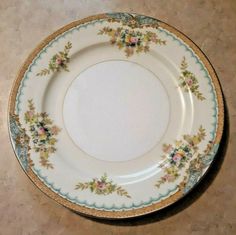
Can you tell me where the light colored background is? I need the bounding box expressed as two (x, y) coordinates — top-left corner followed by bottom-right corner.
(0, 1), (235, 234)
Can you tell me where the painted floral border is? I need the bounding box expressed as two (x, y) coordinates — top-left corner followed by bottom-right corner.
(107, 13), (160, 29)
(183, 141), (217, 193)
(98, 26), (166, 57)
(178, 57), (205, 100)
(156, 126), (206, 188)
(37, 41), (72, 76)
(24, 99), (61, 169)
(75, 173), (131, 198)
(9, 114), (33, 171)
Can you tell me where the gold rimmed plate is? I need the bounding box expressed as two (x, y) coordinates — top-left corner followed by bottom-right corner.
(8, 13), (224, 219)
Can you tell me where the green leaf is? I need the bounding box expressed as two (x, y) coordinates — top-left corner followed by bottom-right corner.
(36, 68), (50, 76)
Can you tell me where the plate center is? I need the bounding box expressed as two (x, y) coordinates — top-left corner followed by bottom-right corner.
(63, 60), (170, 162)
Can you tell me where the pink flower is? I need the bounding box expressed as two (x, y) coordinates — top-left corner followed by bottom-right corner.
(38, 127), (45, 135)
(97, 181), (106, 190)
(56, 57), (62, 65)
(173, 153), (182, 162)
(187, 78), (193, 86)
(130, 37), (138, 43)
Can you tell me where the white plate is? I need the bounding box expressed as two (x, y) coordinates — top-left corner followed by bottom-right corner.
(8, 13), (224, 219)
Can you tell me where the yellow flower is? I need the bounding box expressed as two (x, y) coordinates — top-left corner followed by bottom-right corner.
(192, 136), (200, 145)
(39, 133), (47, 141)
(125, 35), (131, 43)
(177, 149), (185, 156)
(49, 138), (56, 145)
(143, 35), (149, 42)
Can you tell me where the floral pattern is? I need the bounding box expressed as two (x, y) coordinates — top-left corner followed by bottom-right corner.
(24, 99), (61, 169)
(37, 41), (72, 76)
(156, 126), (206, 188)
(183, 141), (217, 193)
(75, 173), (131, 198)
(178, 57), (205, 100)
(9, 114), (33, 171)
(107, 13), (160, 29)
(98, 27), (166, 57)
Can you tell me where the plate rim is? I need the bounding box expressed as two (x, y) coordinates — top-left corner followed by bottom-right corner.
(8, 12), (224, 219)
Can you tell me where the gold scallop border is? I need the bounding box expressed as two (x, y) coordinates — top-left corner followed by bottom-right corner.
(8, 13), (224, 219)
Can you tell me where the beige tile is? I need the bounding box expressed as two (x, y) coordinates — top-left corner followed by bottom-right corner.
(0, 1), (235, 234)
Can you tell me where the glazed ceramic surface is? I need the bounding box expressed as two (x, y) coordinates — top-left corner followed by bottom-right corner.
(8, 13), (224, 219)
